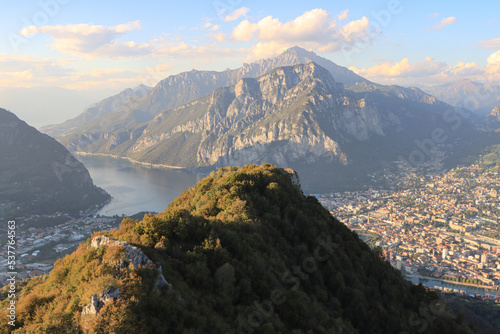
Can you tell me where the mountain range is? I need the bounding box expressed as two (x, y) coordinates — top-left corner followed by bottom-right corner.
(0, 108), (110, 218)
(42, 47), (367, 138)
(423, 79), (500, 117)
(42, 47), (481, 192)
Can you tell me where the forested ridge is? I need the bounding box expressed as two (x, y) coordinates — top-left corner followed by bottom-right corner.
(0, 164), (475, 333)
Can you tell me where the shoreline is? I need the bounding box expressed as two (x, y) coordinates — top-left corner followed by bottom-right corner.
(408, 274), (497, 291)
(74, 151), (190, 171)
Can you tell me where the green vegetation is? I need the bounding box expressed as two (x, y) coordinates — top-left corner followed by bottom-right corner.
(0, 165), (476, 333)
(445, 131), (500, 172)
(443, 294), (500, 333)
(19, 216), (71, 229)
(478, 145), (500, 173)
(443, 276), (485, 286)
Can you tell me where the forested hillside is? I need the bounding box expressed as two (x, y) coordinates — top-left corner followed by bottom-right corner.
(0, 165), (475, 333)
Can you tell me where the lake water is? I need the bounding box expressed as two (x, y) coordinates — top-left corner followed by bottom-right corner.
(76, 155), (203, 217)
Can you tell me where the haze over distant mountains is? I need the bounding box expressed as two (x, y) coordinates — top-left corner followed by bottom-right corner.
(42, 47), (483, 191)
(0, 87), (117, 129)
(0, 108), (110, 218)
(423, 79), (500, 117)
(43, 84), (153, 137)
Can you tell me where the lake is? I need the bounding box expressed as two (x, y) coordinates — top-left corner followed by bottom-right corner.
(76, 154), (203, 217)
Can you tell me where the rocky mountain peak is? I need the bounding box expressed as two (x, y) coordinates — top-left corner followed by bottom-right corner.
(487, 104), (500, 125)
(277, 46), (324, 65)
(491, 104), (500, 116)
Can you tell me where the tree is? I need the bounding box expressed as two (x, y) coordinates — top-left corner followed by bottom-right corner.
(214, 262), (235, 299)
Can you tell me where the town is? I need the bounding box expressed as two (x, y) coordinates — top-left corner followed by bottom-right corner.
(3, 148), (500, 302)
(319, 160), (500, 300)
(0, 213), (121, 286)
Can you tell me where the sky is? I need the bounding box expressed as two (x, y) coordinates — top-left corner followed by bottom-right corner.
(1, 0), (499, 127)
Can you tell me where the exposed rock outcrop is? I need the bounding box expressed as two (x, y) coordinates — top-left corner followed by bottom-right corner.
(91, 234), (154, 269)
(489, 104), (500, 121)
(81, 285), (121, 316)
(81, 235), (172, 317)
(81, 294), (103, 316)
(282, 168), (301, 189)
(101, 285), (121, 303)
(90, 235), (172, 294)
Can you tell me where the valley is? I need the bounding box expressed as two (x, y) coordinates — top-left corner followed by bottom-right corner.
(2, 3), (500, 329)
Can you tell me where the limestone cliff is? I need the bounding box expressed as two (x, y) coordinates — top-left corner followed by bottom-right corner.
(127, 63), (403, 170)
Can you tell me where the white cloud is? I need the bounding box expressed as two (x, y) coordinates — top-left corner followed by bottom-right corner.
(202, 22), (220, 31)
(338, 9), (349, 21)
(0, 52), (166, 91)
(156, 41), (248, 60)
(0, 53), (73, 87)
(425, 16), (457, 31)
(485, 50), (500, 77)
(479, 38), (500, 49)
(152, 64), (174, 72)
(210, 32), (226, 42)
(250, 41), (291, 59)
(255, 9), (333, 42)
(350, 57), (447, 79)
(487, 50), (500, 64)
(19, 21), (152, 58)
(232, 19), (258, 41)
(341, 16), (370, 43)
(231, 8), (375, 58)
(350, 53), (500, 86)
(224, 7), (250, 22)
(64, 68), (145, 90)
(442, 61), (483, 77)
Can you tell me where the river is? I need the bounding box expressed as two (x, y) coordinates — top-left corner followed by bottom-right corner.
(406, 276), (496, 296)
(77, 154), (203, 217)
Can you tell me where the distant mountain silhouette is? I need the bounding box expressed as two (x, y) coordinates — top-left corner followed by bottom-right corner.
(0, 108), (109, 218)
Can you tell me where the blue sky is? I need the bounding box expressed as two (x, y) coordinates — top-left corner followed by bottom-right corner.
(1, 0), (499, 125)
